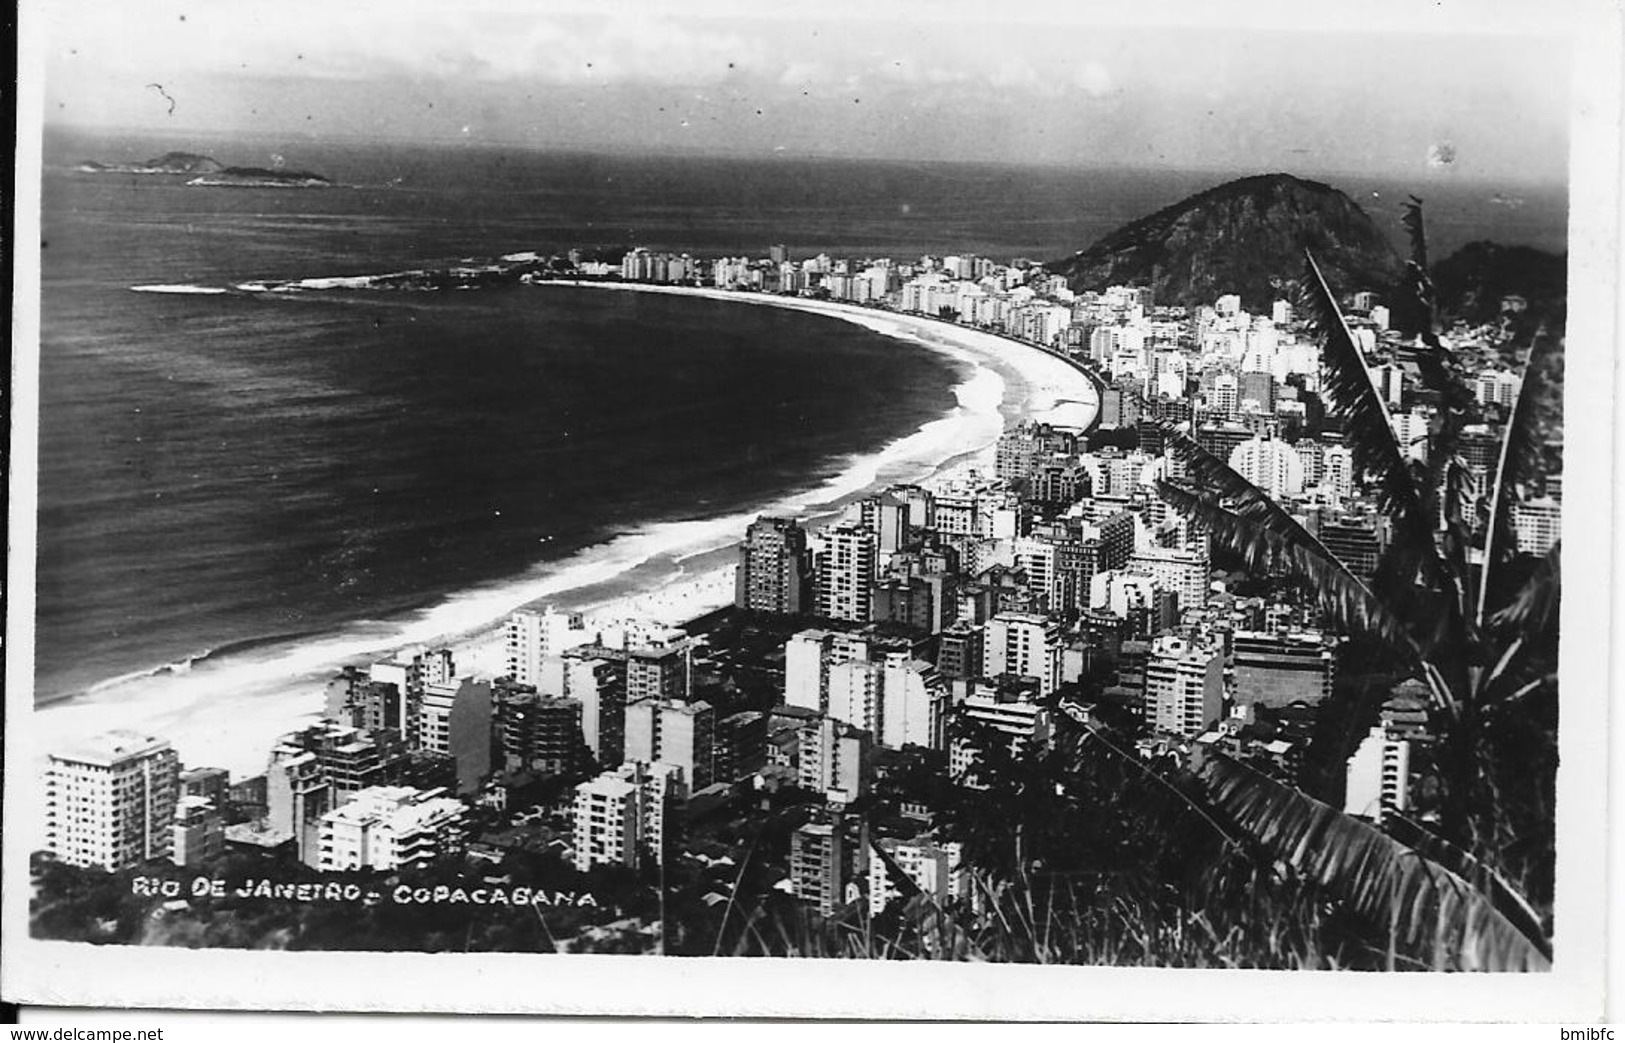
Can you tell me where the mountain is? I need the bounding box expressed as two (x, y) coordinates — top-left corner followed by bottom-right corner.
(1432, 240), (1566, 328)
(76, 151), (224, 175)
(1045, 173), (1403, 309)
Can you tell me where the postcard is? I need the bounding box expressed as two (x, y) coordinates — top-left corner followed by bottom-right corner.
(4, 0), (1619, 1022)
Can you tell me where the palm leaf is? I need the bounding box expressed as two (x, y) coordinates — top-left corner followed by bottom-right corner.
(1155, 423), (1417, 653)
(1382, 811), (1550, 959)
(1302, 250), (1438, 578)
(1478, 330), (1559, 625)
(1393, 198), (1442, 348)
(1490, 541), (1561, 638)
(1198, 753), (1550, 970)
(1155, 478), (1416, 655)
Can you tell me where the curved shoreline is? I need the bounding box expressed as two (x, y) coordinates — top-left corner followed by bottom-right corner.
(32, 280), (1099, 780)
(540, 279), (1107, 433)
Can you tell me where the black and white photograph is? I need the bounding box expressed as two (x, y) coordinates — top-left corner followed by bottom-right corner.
(3, 0), (1619, 1023)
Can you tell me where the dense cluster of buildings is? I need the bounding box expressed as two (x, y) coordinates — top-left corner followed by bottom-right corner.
(40, 243), (1554, 929)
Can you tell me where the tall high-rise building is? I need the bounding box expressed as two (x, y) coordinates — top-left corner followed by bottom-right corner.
(1145, 634), (1225, 738)
(782, 628), (923, 718)
(626, 637), (693, 704)
(861, 492), (912, 567)
(982, 612), (1062, 694)
(571, 761), (686, 872)
(571, 775), (638, 871)
(505, 608), (591, 686)
(624, 699), (715, 792)
(735, 516), (814, 615)
(546, 653), (628, 768)
(498, 693), (585, 778)
(790, 812), (860, 915)
(1229, 435), (1305, 497)
(713, 710), (768, 784)
(878, 658), (948, 751)
(43, 731), (181, 871)
(1344, 725), (1412, 824)
(829, 654), (946, 752)
(796, 716), (871, 803)
(369, 648), (455, 747)
(815, 524), (878, 622)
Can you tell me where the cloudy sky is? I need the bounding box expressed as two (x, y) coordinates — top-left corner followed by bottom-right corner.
(31, 0), (1576, 182)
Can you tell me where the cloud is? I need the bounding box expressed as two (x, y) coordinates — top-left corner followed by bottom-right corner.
(779, 60), (832, 87)
(875, 56), (966, 86)
(985, 59), (1042, 90)
(47, 4), (767, 87)
(1072, 61), (1113, 97)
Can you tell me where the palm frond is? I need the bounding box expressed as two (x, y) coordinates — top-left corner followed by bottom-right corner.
(1155, 478), (1416, 655)
(1198, 753), (1550, 970)
(1382, 812), (1549, 958)
(1303, 251), (1438, 577)
(1402, 197), (1430, 272)
(1478, 330), (1559, 625)
(1393, 198), (1442, 348)
(1489, 541), (1561, 638)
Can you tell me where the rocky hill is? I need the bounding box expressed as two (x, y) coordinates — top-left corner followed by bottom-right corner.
(76, 151), (225, 175)
(1045, 173), (1403, 309)
(1433, 240), (1566, 328)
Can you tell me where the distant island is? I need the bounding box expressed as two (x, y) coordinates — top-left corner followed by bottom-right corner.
(188, 167), (332, 189)
(76, 151), (223, 175)
(75, 151), (331, 187)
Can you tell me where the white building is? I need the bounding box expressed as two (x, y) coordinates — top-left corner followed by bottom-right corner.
(1320, 445), (1356, 501)
(315, 786), (467, 873)
(1474, 369), (1520, 409)
(1513, 497), (1561, 556)
(43, 730), (180, 871)
(815, 525), (878, 622)
(1129, 546), (1210, 609)
(1391, 411), (1432, 463)
(1229, 435), (1305, 498)
(798, 716), (871, 804)
(1344, 725), (1412, 824)
(1145, 634), (1225, 738)
(867, 838), (966, 914)
(878, 657), (948, 751)
(982, 612), (1062, 695)
(624, 699), (714, 792)
(505, 608), (591, 686)
(571, 761), (686, 872)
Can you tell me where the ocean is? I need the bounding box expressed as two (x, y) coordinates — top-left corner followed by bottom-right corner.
(30, 126), (1569, 720)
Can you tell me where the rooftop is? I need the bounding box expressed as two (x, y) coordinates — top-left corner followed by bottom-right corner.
(49, 729), (173, 767)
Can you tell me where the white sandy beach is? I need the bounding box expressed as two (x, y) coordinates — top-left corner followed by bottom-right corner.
(28, 284), (1099, 787)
